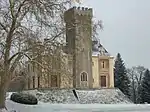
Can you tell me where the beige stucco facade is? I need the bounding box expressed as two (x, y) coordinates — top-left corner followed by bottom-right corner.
(92, 56), (99, 88)
(92, 55), (114, 88)
(25, 52), (114, 90)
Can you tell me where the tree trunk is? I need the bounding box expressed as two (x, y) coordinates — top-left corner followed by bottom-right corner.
(0, 74), (11, 112)
(0, 84), (7, 110)
(132, 80), (136, 103)
(0, 72), (9, 111)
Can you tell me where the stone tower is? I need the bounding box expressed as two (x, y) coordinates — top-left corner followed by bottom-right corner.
(64, 7), (93, 88)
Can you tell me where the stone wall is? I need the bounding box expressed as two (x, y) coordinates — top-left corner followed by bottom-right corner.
(64, 7), (93, 88)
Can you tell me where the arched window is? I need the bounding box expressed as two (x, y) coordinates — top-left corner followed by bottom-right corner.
(80, 72), (88, 81)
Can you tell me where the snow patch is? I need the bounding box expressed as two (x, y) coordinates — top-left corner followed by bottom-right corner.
(0, 108), (8, 112)
(6, 92), (15, 100)
(5, 100), (150, 112)
(20, 88), (132, 104)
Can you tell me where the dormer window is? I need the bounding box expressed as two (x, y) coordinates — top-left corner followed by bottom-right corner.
(102, 61), (105, 68)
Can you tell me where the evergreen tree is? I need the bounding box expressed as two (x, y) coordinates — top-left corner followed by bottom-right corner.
(140, 69), (150, 103)
(114, 53), (130, 97)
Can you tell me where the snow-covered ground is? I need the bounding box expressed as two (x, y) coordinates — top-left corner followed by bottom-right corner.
(22, 89), (132, 104)
(5, 91), (150, 112)
(6, 100), (150, 112)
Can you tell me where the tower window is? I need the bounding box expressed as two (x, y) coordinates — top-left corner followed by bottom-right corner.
(81, 72), (88, 81)
(81, 48), (84, 52)
(92, 62), (94, 66)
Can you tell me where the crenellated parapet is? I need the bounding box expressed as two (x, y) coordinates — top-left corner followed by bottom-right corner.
(73, 7), (92, 16)
(64, 7), (93, 23)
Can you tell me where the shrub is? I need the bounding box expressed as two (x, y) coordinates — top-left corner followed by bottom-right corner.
(10, 92), (38, 105)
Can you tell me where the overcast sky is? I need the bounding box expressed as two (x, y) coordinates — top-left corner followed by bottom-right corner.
(74, 0), (150, 68)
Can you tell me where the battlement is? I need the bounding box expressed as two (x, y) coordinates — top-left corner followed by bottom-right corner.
(64, 7), (93, 21)
(73, 6), (92, 15)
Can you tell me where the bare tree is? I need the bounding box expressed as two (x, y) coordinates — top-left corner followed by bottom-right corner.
(23, 19), (103, 88)
(0, 0), (77, 110)
(0, 0), (103, 110)
(127, 66), (146, 104)
(25, 39), (73, 88)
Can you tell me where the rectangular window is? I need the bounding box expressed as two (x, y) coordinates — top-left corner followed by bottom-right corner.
(38, 76), (40, 88)
(32, 76), (35, 88)
(51, 75), (58, 87)
(28, 78), (30, 89)
(28, 64), (30, 71)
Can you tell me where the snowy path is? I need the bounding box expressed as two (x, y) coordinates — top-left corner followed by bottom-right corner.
(6, 100), (150, 112)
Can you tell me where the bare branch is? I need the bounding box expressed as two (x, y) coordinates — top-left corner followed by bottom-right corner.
(0, 22), (8, 32)
(15, 0), (28, 18)
(9, 0), (15, 19)
(9, 53), (23, 73)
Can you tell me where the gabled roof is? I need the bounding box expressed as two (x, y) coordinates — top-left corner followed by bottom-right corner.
(92, 40), (110, 56)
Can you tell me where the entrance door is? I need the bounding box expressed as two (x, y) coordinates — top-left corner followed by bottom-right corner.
(51, 75), (58, 87)
(101, 76), (106, 87)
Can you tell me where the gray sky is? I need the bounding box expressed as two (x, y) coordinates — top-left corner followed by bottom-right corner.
(76, 0), (150, 68)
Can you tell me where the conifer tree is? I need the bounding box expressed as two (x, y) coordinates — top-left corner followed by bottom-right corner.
(140, 69), (150, 103)
(114, 53), (130, 97)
